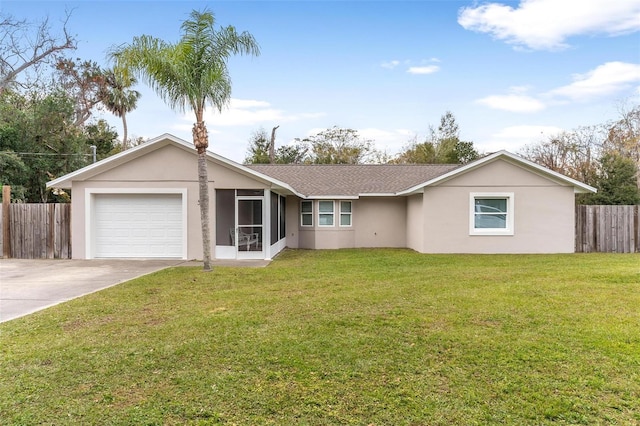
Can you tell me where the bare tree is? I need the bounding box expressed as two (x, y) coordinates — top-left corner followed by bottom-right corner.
(55, 58), (106, 126)
(605, 104), (640, 186)
(299, 126), (377, 164)
(0, 11), (76, 94)
(519, 126), (604, 186)
(393, 112), (479, 164)
(269, 125), (279, 163)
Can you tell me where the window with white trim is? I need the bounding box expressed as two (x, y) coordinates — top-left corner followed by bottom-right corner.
(300, 200), (313, 227)
(470, 193), (514, 235)
(339, 201), (352, 227)
(318, 200), (335, 226)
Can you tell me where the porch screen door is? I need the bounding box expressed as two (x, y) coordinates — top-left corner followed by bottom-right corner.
(236, 197), (264, 259)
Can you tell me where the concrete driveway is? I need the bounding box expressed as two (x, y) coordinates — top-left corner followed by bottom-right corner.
(0, 259), (185, 323)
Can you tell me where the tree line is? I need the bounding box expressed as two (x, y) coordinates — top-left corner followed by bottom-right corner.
(245, 107), (640, 205)
(519, 104), (640, 205)
(0, 12), (140, 202)
(245, 111), (480, 166)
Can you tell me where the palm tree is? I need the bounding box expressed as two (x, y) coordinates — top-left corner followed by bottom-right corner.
(99, 68), (141, 149)
(109, 10), (260, 271)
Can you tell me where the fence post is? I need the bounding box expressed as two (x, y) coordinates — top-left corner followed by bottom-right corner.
(632, 205), (640, 253)
(2, 185), (10, 258)
(47, 203), (55, 258)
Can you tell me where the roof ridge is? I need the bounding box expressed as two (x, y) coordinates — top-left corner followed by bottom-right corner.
(246, 163), (460, 167)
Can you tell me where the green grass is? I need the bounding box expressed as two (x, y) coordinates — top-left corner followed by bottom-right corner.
(1, 249), (639, 425)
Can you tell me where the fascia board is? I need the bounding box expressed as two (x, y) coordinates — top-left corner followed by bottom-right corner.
(303, 193), (398, 200)
(306, 195), (360, 200)
(358, 193), (398, 197)
(303, 194), (396, 199)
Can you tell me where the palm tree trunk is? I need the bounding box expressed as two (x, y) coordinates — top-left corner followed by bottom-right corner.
(198, 151), (212, 271)
(122, 114), (129, 150)
(194, 120), (212, 271)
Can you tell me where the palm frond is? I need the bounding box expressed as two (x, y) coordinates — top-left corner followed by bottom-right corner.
(107, 9), (259, 117)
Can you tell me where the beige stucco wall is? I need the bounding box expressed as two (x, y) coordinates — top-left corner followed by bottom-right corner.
(292, 199), (355, 249)
(71, 144), (270, 259)
(89, 144), (197, 182)
(91, 144), (268, 189)
(314, 229), (356, 249)
(421, 159), (576, 253)
(354, 197), (406, 247)
(406, 194), (424, 252)
(285, 195), (300, 248)
(297, 230), (316, 249)
(290, 197), (406, 249)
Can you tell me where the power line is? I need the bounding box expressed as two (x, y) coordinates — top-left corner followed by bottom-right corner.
(1, 151), (92, 157)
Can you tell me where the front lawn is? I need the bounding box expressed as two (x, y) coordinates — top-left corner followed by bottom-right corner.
(1, 250), (639, 425)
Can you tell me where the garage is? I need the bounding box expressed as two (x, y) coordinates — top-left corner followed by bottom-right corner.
(92, 193), (184, 258)
(45, 135), (284, 260)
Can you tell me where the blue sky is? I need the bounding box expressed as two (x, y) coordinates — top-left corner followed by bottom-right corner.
(3, 0), (640, 162)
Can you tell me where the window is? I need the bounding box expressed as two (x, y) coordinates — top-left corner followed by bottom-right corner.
(237, 189), (264, 196)
(301, 200), (313, 227)
(318, 200), (334, 226)
(470, 193), (514, 235)
(339, 201), (352, 227)
(279, 195), (286, 239)
(271, 192), (279, 245)
(215, 189), (235, 246)
(270, 193), (287, 244)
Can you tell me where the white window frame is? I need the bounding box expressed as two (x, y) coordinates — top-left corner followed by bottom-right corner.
(300, 200), (313, 227)
(318, 200), (335, 227)
(339, 201), (352, 227)
(469, 192), (514, 236)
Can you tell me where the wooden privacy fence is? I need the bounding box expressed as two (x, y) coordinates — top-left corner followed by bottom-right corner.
(1, 196), (637, 258)
(576, 205), (639, 253)
(1, 203), (71, 259)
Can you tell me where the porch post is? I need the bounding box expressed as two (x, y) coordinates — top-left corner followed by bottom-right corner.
(264, 189), (272, 260)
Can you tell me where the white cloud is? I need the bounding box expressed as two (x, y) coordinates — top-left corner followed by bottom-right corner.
(177, 98), (325, 128)
(476, 62), (640, 113)
(476, 90), (546, 112)
(509, 85), (533, 94)
(358, 128), (414, 152)
(207, 103), (284, 127)
(229, 99), (271, 109)
(458, 0), (640, 50)
(407, 65), (440, 75)
(479, 124), (564, 152)
(494, 125), (563, 139)
(546, 61), (640, 101)
(381, 60), (400, 69)
(382, 59), (441, 74)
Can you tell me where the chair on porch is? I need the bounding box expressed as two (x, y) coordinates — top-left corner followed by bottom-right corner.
(229, 228), (259, 250)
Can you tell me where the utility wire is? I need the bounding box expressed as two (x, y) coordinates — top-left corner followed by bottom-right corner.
(1, 151), (92, 157)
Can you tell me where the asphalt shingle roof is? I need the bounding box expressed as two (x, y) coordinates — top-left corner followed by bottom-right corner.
(247, 163), (460, 197)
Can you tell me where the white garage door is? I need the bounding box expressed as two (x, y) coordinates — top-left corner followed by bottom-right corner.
(93, 193), (183, 258)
